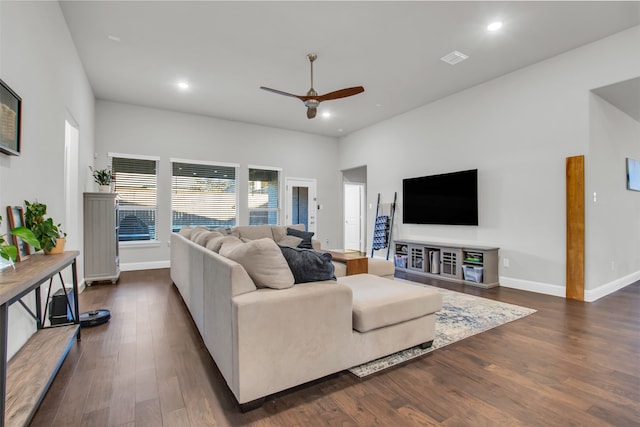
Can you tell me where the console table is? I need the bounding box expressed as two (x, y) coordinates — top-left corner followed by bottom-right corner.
(0, 251), (80, 427)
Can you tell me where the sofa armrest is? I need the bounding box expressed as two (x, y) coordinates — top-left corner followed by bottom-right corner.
(230, 281), (353, 403)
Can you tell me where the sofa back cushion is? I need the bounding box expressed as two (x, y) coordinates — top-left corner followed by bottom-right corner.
(271, 224), (305, 242)
(206, 235), (242, 253)
(220, 238), (295, 289)
(194, 231), (224, 247)
(235, 225), (274, 241)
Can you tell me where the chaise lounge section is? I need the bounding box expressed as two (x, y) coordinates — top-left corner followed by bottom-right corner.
(170, 225), (442, 409)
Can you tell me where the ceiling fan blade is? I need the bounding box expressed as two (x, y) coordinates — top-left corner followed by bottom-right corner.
(307, 107), (317, 119)
(260, 86), (305, 100)
(317, 86), (364, 102)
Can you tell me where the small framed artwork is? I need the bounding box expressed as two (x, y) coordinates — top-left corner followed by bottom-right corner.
(6, 206), (30, 261)
(0, 78), (22, 156)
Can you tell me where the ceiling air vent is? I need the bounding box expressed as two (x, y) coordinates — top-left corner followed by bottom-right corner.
(440, 51), (469, 65)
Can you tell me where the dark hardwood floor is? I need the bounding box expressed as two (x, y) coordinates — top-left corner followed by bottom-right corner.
(29, 269), (639, 426)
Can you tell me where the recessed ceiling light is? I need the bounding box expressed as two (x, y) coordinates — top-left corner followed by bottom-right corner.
(178, 81), (189, 90)
(107, 35), (121, 42)
(487, 21), (503, 31)
(322, 111), (331, 118)
(375, 103), (383, 107)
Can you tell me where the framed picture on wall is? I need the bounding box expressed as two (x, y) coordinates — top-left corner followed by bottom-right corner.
(6, 206), (30, 261)
(0, 78), (22, 156)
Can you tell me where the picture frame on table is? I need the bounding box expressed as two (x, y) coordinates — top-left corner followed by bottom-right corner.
(6, 206), (30, 261)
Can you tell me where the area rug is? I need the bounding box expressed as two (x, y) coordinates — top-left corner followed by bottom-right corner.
(348, 280), (536, 377)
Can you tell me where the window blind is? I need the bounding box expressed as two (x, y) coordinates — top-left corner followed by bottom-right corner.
(110, 156), (158, 241)
(171, 161), (238, 230)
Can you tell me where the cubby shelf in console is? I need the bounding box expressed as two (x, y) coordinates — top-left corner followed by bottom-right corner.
(394, 240), (499, 288)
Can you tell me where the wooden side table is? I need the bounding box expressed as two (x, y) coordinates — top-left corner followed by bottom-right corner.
(323, 250), (368, 275)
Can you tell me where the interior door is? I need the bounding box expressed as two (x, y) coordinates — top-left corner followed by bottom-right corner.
(344, 183), (363, 251)
(285, 178), (317, 233)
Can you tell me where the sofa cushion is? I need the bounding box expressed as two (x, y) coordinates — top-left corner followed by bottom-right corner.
(287, 227), (314, 249)
(279, 246), (336, 284)
(221, 238), (295, 289)
(190, 227), (210, 242)
(194, 231), (224, 247)
(338, 274), (442, 333)
(272, 224), (305, 242)
(235, 225), (274, 241)
(178, 226), (192, 238)
(211, 227), (240, 238)
(206, 235), (242, 253)
(277, 235), (303, 248)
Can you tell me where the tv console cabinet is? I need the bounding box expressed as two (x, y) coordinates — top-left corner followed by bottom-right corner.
(394, 240), (499, 288)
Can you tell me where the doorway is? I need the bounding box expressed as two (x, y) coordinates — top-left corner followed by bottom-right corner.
(285, 178), (317, 233)
(344, 183), (365, 251)
(64, 119), (79, 251)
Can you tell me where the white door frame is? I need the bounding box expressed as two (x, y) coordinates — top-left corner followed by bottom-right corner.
(285, 177), (317, 233)
(344, 182), (366, 252)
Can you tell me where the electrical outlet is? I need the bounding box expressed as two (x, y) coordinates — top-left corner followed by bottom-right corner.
(503, 258), (510, 268)
(611, 261), (615, 271)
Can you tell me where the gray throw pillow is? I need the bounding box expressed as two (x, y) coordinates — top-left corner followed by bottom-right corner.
(286, 227), (314, 249)
(278, 245), (336, 284)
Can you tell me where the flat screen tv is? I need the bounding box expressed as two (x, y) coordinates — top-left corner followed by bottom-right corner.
(403, 169), (478, 226)
(627, 157), (640, 192)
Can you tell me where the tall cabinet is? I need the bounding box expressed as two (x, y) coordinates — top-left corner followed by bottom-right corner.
(84, 192), (120, 285)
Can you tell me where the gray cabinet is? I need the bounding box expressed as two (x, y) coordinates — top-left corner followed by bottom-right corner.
(84, 192), (120, 285)
(394, 240), (499, 288)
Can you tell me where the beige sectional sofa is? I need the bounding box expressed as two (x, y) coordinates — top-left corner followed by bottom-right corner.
(170, 224), (442, 409)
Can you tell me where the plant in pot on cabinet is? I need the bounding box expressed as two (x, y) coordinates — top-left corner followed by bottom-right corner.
(24, 200), (66, 254)
(90, 166), (113, 192)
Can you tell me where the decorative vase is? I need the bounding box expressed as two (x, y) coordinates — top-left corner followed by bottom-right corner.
(45, 237), (66, 255)
(99, 185), (110, 192)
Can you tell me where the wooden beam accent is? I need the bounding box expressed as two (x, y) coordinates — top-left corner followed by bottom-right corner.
(566, 155), (585, 300)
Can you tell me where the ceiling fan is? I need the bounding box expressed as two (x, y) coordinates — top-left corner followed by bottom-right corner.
(260, 53), (365, 119)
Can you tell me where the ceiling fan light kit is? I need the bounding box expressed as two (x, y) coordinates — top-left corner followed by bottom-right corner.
(260, 53), (364, 119)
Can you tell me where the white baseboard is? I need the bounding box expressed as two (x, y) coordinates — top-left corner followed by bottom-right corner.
(120, 260), (170, 272)
(585, 270), (640, 302)
(500, 271), (640, 302)
(499, 276), (565, 298)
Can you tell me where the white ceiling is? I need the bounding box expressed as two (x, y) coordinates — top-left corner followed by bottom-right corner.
(59, 1), (640, 137)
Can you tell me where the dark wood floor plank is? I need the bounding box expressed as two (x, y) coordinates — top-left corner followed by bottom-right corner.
(29, 269), (639, 426)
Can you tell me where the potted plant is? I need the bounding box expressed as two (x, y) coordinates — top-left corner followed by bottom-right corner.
(90, 166), (113, 192)
(24, 201), (66, 254)
(0, 215), (40, 262)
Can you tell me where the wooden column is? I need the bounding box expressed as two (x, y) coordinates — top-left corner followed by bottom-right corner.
(566, 155), (585, 300)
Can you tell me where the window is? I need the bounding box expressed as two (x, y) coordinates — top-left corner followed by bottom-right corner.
(248, 167), (280, 225)
(171, 160), (238, 231)
(110, 154), (159, 242)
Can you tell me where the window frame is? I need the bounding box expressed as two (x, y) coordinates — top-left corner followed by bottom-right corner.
(248, 165), (282, 226)
(108, 152), (160, 246)
(170, 158), (240, 233)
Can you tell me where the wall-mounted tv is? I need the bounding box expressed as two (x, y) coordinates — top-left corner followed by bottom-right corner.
(403, 169), (478, 226)
(627, 157), (640, 192)
(0, 78), (21, 156)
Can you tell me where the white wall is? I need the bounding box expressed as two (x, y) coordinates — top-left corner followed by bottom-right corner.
(0, 1), (95, 358)
(95, 100), (342, 268)
(339, 26), (640, 298)
(586, 94), (640, 300)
